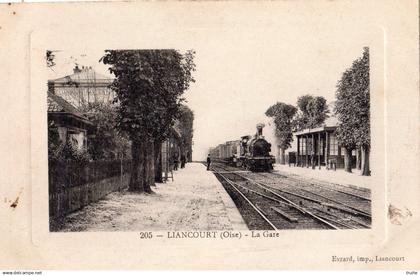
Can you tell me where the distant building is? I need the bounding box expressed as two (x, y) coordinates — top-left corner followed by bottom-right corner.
(289, 100), (364, 170)
(292, 116), (357, 169)
(48, 91), (93, 150)
(48, 65), (115, 109)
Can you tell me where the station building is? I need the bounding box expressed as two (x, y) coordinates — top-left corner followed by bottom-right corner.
(48, 65), (115, 109)
(289, 117), (358, 170)
(47, 91), (93, 150)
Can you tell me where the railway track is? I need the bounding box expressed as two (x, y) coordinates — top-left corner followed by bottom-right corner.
(210, 162), (371, 230)
(267, 170), (371, 199)
(254, 172), (371, 215)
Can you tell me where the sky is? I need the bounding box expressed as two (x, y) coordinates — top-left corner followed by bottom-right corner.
(47, 24), (369, 161)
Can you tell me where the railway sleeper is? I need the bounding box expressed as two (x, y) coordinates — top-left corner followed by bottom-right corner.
(259, 186), (340, 229)
(309, 205), (369, 229)
(317, 210), (356, 227)
(232, 174), (340, 229)
(312, 212), (357, 229)
(271, 207), (298, 222)
(321, 202), (370, 218)
(235, 183), (290, 206)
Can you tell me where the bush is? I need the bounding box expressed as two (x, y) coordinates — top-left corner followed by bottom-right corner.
(80, 102), (131, 160)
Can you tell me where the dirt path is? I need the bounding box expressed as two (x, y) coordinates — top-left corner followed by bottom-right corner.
(56, 164), (235, 232)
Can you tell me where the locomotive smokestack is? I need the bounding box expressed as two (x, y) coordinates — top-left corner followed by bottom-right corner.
(256, 123), (265, 136)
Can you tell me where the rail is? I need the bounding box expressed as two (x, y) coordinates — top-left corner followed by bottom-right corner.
(212, 168), (279, 230)
(211, 164), (340, 230)
(211, 162), (370, 230)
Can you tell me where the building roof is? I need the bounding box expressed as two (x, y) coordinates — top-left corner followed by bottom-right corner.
(294, 116), (338, 136)
(324, 116), (338, 127)
(47, 91), (92, 125)
(49, 66), (113, 85)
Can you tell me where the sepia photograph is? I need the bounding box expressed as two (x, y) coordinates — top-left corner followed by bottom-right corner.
(47, 45), (371, 232)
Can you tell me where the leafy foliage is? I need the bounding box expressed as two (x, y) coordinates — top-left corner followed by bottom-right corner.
(335, 47), (370, 149)
(265, 102), (297, 150)
(80, 102), (131, 160)
(101, 49), (196, 192)
(48, 121), (91, 165)
(178, 105), (194, 157)
(46, 50), (56, 68)
(48, 120), (61, 158)
(294, 95), (329, 130)
(101, 50), (196, 142)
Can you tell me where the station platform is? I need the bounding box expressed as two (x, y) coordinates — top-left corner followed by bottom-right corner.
(57, 162), (247, 231)
(273, 163), (372, 190)
(170, 162), (248, 231)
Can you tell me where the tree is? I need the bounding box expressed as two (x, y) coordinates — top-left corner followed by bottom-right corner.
(307, 96), (329, 128)
(46, 50), (56, 69)
(265, 102), (297, 164)
(178, 105), (194, 161)
(335, 47), (370, 175)
(79, 102), (131, 161)
(101, 50), (195, 192)
(294, 95), (329, 131)
(48, 120), (61, 160)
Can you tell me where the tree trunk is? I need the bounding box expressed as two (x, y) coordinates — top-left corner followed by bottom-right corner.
(356, 147), (362, 170)
(151, 142), (156, 186)
(361, 145), (370, 176)
(154, 140), (163, 183)
(343, 147), (352, 173)
(129, 140), (145, 192)
(188, 144), (192, 162)
(279, 148), (286, 165)
(148, 141), (156, 187)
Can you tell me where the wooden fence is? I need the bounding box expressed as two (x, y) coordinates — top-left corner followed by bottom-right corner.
(49, 159), (131, 227)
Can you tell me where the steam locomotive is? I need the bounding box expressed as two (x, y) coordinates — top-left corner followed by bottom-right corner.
(209, 124), (275, 172)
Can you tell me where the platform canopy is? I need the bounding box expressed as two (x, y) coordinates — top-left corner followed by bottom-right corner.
(294, 116), (338, 137)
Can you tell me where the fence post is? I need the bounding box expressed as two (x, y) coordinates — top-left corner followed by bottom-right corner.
(120, 155), (123, 187)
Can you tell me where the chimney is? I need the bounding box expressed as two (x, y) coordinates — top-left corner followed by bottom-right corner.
(73, 65), (82, 74)
(256, 123), (265, 136)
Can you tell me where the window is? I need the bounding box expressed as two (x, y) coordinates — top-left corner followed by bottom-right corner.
(301, 138), (306, 155)
(318, 138), (323, 155)
(329, 134), (338, 156)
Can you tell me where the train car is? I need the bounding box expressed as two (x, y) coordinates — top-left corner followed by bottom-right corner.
(208, 143), (230, 164)
(208, 124), (275, 172)
(224, 140), (241, 166)
(208, 147), (217, 159)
